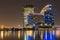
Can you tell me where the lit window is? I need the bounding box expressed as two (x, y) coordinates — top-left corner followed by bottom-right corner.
(44, 24), (48, 26)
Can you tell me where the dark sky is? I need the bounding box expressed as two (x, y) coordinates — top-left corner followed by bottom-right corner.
(0, 0), (60, 26)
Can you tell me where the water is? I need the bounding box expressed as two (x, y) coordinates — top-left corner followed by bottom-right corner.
(0, 31), (22, 40)
(0, 30), (59, 40)
(0, 30), (39, 40)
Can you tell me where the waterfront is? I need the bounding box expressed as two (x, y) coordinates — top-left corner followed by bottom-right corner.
(0, 30), (39, 40)
(0, 30), (60, 40)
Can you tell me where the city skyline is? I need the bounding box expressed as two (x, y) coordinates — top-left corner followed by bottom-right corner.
(0, 0), (60, 26)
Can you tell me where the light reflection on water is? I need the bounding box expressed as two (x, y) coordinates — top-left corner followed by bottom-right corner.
(0, 31), (32, 40)
(0, 30), (59, 40)
(18, 31), (20, 39)
(0, 30), (39, 40)
(0, 31), (3, 39)
(0, 31), (18, 40)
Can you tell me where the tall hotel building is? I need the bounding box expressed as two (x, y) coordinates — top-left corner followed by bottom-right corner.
(24, 5), (34, 26)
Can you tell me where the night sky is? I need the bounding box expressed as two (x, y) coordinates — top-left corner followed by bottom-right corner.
(0, 0), (60, 26)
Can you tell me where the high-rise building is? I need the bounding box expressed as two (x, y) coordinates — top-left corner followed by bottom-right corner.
(40, 4), (52, 15)
(44, 8), (54, 26)
(40, 4), (54, 27)
(24, 5), (34, 26)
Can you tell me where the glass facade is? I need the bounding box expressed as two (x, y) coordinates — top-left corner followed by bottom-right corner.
(44, 9), (54, 26)
(28, 14), (43, 27)
(23, 5), (56, 40)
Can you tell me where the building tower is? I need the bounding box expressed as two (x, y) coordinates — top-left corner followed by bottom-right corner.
(40, 4), (54, 27)
(44, 8), (54, 26)
(39, 4), (55, 40)
(23, 5), (34, 40)
(43, 5), (56, 40)
(24, 5), (34, 26)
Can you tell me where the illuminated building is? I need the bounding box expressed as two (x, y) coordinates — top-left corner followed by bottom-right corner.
(44, 8), (54, 26)
(23, 4), (55, 40)
(23, 5), (34, 40)
(28, 13), (44, 27)
(24, 5), (34, 26)
(40, 4), (54, 26)
(40, 4), (52, 15)
(0, 25), (4, 29)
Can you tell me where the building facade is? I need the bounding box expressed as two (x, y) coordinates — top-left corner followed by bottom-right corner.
(44, 8), (54, 26)
(24, 5), (34, 26)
